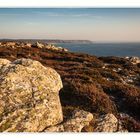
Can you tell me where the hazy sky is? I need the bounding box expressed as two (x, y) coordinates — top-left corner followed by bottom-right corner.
(0, 8), (140, 42)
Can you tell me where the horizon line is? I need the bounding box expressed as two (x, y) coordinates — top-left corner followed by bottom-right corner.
(0, 38), (140, 43)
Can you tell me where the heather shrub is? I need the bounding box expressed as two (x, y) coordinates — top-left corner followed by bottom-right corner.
(99, 56), (128, 65)
(119, 114), (140, 132)
(60, 79), (117, 114)
(103, 83), (140, 119)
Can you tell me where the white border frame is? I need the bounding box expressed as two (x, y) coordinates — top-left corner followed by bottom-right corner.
(0, 0), (140, 7)
(0, 0), (140, 140)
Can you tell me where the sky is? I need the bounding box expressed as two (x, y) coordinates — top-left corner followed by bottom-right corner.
(0, 8), (140, 42)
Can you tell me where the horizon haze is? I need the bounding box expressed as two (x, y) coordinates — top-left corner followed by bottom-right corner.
(0, 8), (140, 43)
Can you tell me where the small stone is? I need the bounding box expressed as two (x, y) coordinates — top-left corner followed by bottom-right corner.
(36, 42), (44, 48)
(94, 114), (118, 132)
(0, 59), (11, 68)
(130, 57), (140, 64)
(45, 109), (93, 132)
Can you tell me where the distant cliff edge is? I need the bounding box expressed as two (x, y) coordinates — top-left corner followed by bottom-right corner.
(0, 39), (93, 44)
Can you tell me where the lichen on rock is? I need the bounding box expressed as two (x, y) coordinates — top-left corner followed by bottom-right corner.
(0, 58), (63, 132)
(45, 109), (93, 132)
(0, 58), (11, 69)
(94, 114), (128, 132)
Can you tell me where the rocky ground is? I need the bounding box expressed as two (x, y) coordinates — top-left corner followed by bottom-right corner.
(0, 41), (140, 132)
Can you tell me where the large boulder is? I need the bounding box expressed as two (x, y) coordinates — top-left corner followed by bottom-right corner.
(45, 109), (93, 132)
(0, 58), (63, 132)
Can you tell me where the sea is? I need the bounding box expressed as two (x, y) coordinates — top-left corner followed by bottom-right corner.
(57, 43), (140, 57)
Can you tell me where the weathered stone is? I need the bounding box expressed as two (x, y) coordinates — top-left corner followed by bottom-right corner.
(117, 120), (128, 132)
(45, 44), (68, 52)
(45, 109), (93, 132)
(63, 109), (93, 132)
(0, 59), (11, 68)
(125, 56), (140, 64)
(63, 48), (68, 52)
(129, 57), (140, 64)
(45, 125), (64, 132)
(26, 43), (32, 48)
(0, 58), (63, 132)
(6, 42), (16, 46)
(36, 42), (44, 48)
(94, 114), (117, 132)
(94, 114), (128, 132)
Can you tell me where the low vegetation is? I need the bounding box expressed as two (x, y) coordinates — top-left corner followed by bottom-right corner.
(0, 43), (140, 131)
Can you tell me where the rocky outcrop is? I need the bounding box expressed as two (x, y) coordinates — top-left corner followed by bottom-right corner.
(34, 42), (68, 52)
(45, 109), (93, 132)
(94, 114), (128, 132)
(32, 42), (68, 52)
(45, 44), (68, 52)
(35, 42), (44, 48)
(0, 41), (68, 52)
(0, 58), (63, 132)
(6, 42), (16, 47)
(125, 56), (140, 64)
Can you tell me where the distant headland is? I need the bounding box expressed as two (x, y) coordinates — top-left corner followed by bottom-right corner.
(0, 39), (93, 44)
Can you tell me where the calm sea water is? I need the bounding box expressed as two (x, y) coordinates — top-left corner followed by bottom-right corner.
(57, 43), (140, 57)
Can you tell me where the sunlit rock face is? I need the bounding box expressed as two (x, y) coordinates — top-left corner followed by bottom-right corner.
(0, 58), (63, 132)
(94, 114), (128, 132)
(45, 109), (93, 132)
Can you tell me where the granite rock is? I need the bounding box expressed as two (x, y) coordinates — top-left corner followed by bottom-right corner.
(0, 58), (63, 132)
